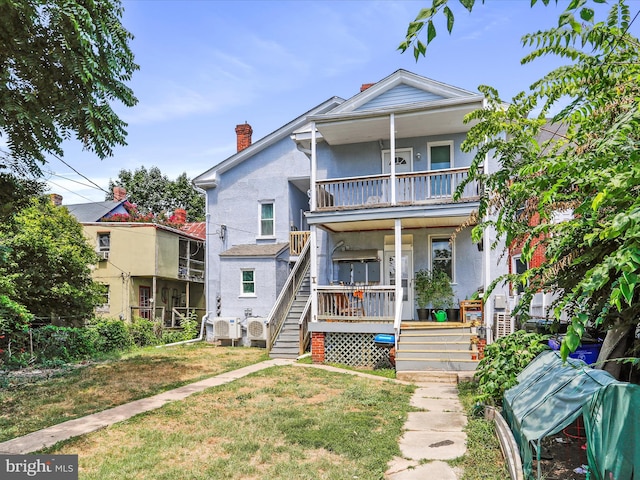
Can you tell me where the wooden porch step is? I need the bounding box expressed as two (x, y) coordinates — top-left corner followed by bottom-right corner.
(401, 321), (471, 329)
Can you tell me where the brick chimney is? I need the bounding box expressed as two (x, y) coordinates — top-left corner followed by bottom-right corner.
(113, 186), (127, 202)
(235, 123), (253, 152)
(50, 193), (63, 206)
(173, 208), (187, 224)
(360, 83), (375, 92)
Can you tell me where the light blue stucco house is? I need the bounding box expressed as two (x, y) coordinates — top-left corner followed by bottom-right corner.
(194, 70), (509, 373)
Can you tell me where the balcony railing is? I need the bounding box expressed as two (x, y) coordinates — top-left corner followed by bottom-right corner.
(289, 231), (310, 255)
(317, 285), (396, 323)
(315, 167), (480, 211)
(178, 257), (205, 282)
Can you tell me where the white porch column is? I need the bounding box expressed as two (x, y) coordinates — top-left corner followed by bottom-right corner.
(310, 121), (317, 212)
(390, 113), (396, 205)
(394, 219), (402, 313)
(310, 225), (318, 323)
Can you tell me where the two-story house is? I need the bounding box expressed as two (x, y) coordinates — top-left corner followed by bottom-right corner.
(194, 70), (509, 372)
(65, 188), (206, 326)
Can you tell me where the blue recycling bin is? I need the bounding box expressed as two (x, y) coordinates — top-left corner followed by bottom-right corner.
(374, 334), (395, 348)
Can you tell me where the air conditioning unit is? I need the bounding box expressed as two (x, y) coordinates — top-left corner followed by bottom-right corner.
(97, 251), (110, 261)
(247, 317), (269, 342)
(211, 317), (242, 340)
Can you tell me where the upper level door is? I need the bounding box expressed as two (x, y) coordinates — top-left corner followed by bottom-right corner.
(383, 148), (413, 202)
(382, 148), (413, 174)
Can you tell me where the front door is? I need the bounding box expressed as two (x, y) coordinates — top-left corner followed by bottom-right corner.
(384, 249), (414, 320)
(139, 286), (152, 320)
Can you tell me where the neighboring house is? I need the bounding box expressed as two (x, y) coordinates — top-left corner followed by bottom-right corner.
(506, 121), (572, 324)
(194, 70), (509, 371)
(64, 188), (206, 325)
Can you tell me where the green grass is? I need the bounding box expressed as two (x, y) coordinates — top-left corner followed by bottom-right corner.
(45, 366), (416, 480)
(454, 381), (510, 480)
(0, 344), (267, 441)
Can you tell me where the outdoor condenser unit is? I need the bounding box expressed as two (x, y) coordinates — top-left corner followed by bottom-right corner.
(211, 317), (242, 341)
(247, 317), (269, 342)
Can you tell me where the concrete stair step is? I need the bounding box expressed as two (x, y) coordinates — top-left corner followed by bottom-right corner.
(396, 358), (479, 372)
(396, 371), (476, 383)
(396, 350), (477, 361)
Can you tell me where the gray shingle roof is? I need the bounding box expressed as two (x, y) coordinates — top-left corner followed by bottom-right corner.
(65, 201), (125, 223)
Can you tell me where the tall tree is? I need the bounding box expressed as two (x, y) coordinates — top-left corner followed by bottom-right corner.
(107, 166), (205, 221)
(0, 0), (138, 175)
(0, 197), (101, 322)
(401, 0), (640, 362)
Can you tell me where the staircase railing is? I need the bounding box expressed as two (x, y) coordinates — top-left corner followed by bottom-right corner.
(266, 240), (311, 350)
(299, 296), (312, 355)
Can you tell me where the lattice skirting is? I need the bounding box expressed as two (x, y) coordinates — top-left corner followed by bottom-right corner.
(325, 332), (391, 368)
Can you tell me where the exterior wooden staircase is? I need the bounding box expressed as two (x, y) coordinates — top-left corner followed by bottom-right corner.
(395, 322), (480, 372)
(269, 274), (310, 359)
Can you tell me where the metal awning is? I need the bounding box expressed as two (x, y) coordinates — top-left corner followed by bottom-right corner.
(332, 249), (379, 261)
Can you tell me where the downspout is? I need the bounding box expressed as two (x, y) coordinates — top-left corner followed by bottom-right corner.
(481, 97), (494, 344)
(157, 313), (208, 348)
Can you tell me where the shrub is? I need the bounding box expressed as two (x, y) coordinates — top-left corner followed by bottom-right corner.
(160, 315), (199, 345)
(31, 325), (96, 363)
(474, 330), (549, 405)
(129, 317), (161, 347)
(89, 318), (133, 353)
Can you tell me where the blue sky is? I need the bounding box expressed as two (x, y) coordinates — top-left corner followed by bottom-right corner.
(44, 0), (637, 204)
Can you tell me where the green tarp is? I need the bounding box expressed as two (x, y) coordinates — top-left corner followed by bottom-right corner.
(583, 382), (640, 479)
(502, 351), (620, 479)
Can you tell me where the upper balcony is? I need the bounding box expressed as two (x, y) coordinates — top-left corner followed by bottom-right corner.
(314, 167), (480, 213)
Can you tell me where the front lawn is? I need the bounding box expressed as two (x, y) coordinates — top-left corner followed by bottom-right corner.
(0, 344), (267, 441)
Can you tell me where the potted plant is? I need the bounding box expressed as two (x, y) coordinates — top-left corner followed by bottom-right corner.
(430, 270), (455, 322)
(414, 269), (435, 320)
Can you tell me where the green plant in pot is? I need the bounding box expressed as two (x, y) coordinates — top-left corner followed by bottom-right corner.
(431, 270), (455, 322)
(414, 268), (436, 320)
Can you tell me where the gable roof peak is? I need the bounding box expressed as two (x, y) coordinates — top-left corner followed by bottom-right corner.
(328, 69), (478, 115)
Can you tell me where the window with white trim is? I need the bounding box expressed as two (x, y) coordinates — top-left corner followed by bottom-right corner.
(428, 141), (454, 170)
(259, 201), (274, 237)
(430, 237), (454, 281)
(241, 269), (255, 296)
(428, 141), (454, 197)
(97, 232), (111, 252)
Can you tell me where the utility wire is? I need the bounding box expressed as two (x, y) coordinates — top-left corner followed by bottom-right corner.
(47, 180), (98, 204)
(49, 152), (109, 194)
(44, 170), (103, 191)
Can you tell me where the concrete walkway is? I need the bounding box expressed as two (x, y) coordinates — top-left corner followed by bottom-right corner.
(0, 359), (468, 480)
(0, 358), (294, 454)
(385, 383), (466, 479)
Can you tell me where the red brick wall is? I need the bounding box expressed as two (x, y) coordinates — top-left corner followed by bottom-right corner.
(311, 332), (325, 364)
